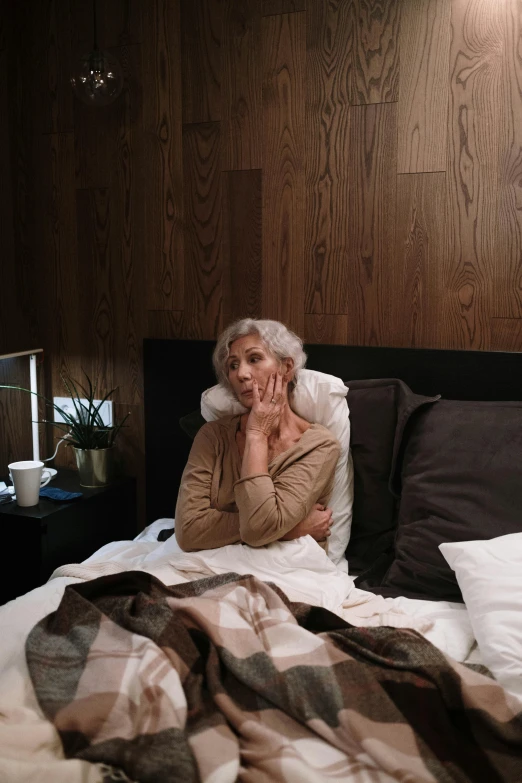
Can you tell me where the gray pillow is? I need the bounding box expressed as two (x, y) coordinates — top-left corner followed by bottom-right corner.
(375, 399), (522, 602)
(345, 379), (439, 575)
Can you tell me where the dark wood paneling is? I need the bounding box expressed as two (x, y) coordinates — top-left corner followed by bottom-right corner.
(181, 0), (222, 123)
(0, 4), (16, 355)
(262, 11), (305, 334)
(398, 0), (450, 174)
(347, 103), (397, 346)
(147, 311), (185, 339)
(143, 0), (184, 311)
(394, 173), (447, 348)
(72, 0), (143, 50)
(262, 1), (306, 15)
(183, 122), (223, 338)
(0, 358), (33, 469)
(45, 0), (74, 135)
(445, 0), (503, 350)
(6, 0), (522, 529)
(491, 318), (522, 352)
(222, 169), (262, 324)
(222, 0), (262, 170)
(44, 131), (83, 421)
(110, 44), (145, 406)
(304, 315), (349, 344)
(76, 188), (114, 393)
(352, 0), (400, 105)
(9, 1), (42, 353)
(305, 0), (353, 313)
(114, 401), (145, 527)
(74, 94), (120, 189)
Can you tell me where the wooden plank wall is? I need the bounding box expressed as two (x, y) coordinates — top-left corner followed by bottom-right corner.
(2, 0), (522, 527)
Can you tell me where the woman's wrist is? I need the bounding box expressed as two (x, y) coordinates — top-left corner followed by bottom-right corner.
(241, 430), (269, 478)
(244, 429), (269, 443)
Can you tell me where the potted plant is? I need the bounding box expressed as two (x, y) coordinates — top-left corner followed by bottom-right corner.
(0, 371), (129, 487)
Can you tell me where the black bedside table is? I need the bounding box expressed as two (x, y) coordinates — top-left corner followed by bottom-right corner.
(0, 470), (137, 605)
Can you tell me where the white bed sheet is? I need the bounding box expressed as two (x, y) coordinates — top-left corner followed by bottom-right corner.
(131, 519), (478, 665)
(0, 520), (482, 783)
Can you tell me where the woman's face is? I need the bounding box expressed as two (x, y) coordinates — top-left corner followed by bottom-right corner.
(227, 334), (292, 408)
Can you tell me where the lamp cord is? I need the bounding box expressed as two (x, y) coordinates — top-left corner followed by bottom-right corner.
(42, 435), (71, 463)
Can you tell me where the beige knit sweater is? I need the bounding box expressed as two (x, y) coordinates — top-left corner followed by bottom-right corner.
(175, 414), (340, 551)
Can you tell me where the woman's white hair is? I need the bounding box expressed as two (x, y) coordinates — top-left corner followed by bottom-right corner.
(213, 318), (307, 391)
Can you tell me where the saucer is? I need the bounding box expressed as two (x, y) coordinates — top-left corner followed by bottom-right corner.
(46, 468), (58, 480)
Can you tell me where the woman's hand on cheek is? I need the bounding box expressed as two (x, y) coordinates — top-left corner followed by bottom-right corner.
(245, 372), (287, 438)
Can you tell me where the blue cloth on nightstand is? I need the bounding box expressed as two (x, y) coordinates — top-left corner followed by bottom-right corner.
(39, 487), (83, 502)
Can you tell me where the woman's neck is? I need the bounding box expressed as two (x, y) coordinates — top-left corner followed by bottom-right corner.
(240, 403), (310, 442)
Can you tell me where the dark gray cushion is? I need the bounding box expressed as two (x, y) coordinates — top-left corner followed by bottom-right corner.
(375, 399), (522, 602)
(345, 379), (439, 575)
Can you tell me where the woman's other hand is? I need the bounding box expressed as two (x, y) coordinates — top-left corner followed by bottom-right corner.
(280, 503), (333, 542)
(245, 372), (288, 438)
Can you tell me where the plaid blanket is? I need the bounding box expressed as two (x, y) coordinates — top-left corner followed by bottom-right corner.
(26, 571), (522, 783)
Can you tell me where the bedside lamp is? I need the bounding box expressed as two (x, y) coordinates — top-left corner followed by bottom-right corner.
(0, 349), (43, 460)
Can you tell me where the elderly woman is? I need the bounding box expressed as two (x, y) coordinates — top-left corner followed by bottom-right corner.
(175, 319), (340, 551)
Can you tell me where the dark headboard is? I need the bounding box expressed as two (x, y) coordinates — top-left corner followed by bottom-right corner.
(143, 339), (522, 524)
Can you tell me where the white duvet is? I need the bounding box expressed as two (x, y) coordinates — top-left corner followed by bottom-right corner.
(0, 522), (491, 783)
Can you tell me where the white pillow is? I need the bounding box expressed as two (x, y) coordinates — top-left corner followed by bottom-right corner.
(201, 369), (354, 569)
(439, 533), (522, 701)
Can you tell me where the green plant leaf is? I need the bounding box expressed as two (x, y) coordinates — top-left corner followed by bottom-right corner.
(0, 373), (128, 451)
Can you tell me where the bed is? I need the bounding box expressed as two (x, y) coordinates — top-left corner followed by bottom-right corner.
(0, 339), (521, 782)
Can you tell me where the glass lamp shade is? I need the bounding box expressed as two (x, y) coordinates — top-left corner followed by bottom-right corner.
(71, 49), (123, 107)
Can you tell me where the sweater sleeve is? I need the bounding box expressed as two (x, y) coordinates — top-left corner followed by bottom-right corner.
(175, 425), (241, 551)
(234, 438), (340, 547)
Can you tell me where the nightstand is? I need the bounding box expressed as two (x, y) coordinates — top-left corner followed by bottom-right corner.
(0, 470), (137, 605)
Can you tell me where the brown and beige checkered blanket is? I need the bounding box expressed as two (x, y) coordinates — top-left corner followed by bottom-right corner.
(26, 571), (522, 783)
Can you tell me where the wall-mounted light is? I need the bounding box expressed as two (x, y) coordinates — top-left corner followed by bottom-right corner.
(70, 0), (123, 107)
(0, 349), (43, 461)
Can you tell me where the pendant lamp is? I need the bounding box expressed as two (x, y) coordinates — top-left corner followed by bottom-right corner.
(70, 0), (123, 107)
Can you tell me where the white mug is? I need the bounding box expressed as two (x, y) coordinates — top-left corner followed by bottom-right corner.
(8, 460), (52, 507)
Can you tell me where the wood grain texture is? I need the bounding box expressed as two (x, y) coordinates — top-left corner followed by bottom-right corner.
(222, 169), (262, 324)
(495, 0), (522, 318)
(445, 0), (504, 350)
(262, 1), (307, 17)
(0, 358), (33, 468)
(393, 172), (448, 348)
(183, 122), (223, 339)
(398, 0), (450, 174)
(222, 0), (262, 170)
(143, 0), (184, 310)
(490, 318), (522, 352)
(42, 131), (83, 470)
(0, 4), (16, 355)
(346, 102), (397, 346)
(262, 12), (305, 335)
(74, 42), (141, 190)
(9, 2), (43, 352)
(110, 44), (145, 406)
(304, 315), (349, 344)
(181, 0), (222, 123)
(74, 96), (120, 189)
(72, 0), (143, 50)
(45, 0), (74, 135)
(147, 311), (185, 339)
(352, 0), (400, 104)
(305, 0), (353, 313)
(114, 401), (145, 529)
(76, 188), (114, 394)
